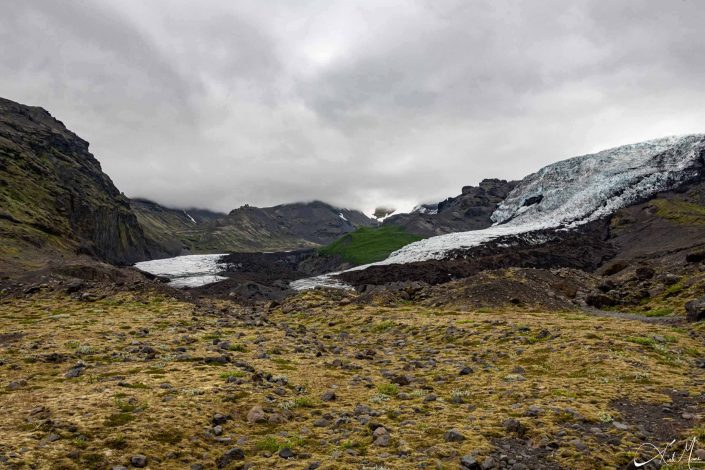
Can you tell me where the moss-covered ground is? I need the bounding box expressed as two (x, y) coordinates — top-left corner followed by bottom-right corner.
(0, 288), (703, 469)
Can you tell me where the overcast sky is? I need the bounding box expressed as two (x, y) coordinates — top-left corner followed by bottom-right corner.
(2, 0), (704, 214)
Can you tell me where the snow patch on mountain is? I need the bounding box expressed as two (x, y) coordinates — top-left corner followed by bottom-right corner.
(411, 204), (439, 215)
(184, 211), (197, 224)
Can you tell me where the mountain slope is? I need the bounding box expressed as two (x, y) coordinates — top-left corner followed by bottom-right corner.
(383, 179), (516, 236)
(131, 198), (378, 255)
(130, 199), (224, 256)
(0, 97), (155, 271)
(319, 225), (423, 265)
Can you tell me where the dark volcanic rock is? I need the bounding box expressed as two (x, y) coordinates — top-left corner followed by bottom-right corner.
(339, 219), (614, 287)
(216, 448), (245, 468)
(383, 179), (517, 237)
(0, 97), (156, 267)
(685, 297), (705, 322)
(193, 249), (352, 302)
(586, 293), (617, 309)
(130, 455), (147, 468)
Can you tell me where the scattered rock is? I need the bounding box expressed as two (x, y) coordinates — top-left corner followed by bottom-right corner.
(246, 405), (266, 424)
(685, 297), (705, 322)
(570, 439), (588, 452)
(216, 448), (245, 468)
(635, 266), (655, 280)
(64, 362), (86, 378)
(212, 413), (230, 425)
(313, 418), (330, 427)
(502, 418), (526, 436)
(320, 390), (336, 402)
(130, 455), (147, 468)
(6, 379), (26, 390)
(372, 426), (390, 446)
(267, 413), (287, 424)
(460, 455), (481, 469)
(481, 456), (496, 469)
(459, 366), (474, 375)
(444, 428), (465, 442)
(390, 374), (411, 386)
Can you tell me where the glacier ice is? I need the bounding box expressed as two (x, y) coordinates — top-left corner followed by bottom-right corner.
(291, 134), (705, 289)
(135, 253), (228, 288)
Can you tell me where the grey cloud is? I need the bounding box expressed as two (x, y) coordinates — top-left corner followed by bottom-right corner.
(1, 0), (704, 214)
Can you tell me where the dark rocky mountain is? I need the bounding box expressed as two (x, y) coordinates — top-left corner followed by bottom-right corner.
(383, 178), (517, 236)
(129, 198), (225, 256)
(131, 198), (377, 255)
(225, 200), (376, 245)
(0, 97), (156, 272)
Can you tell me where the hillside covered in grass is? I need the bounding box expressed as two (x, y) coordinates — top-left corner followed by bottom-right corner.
(319, 225), (423, 265)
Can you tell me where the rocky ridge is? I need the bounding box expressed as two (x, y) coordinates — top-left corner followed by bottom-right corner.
(0, 97), (156, 271)
(131, 198), (377, 256)
(383, 179), (517, 237)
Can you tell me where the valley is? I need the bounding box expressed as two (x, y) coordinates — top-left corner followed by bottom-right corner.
(1, 97), (704, 469)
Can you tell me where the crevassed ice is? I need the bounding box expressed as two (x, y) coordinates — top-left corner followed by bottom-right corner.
(291, 134), (705, 290)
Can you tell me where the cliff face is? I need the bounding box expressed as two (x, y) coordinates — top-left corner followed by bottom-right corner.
(0, 97), (152, 268)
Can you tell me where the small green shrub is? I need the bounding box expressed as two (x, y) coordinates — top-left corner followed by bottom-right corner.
(377, 383), (400, 396)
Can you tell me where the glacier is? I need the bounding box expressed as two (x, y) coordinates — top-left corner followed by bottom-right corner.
(135, 253), (228, 288)
(291, 134), (705, 290)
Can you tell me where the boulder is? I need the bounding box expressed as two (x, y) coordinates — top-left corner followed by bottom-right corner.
(444, 429), (466, 442)
(216, 448), (245, 468)
(460, 455), (482, 469)
(130, 455), (147, 468)
(246, 406), (267, 424)
(686, 297), (705, 322)
(635, 266), (655, 280)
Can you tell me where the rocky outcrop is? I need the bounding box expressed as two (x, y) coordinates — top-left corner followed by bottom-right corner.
(383, 179), (517, 237)
(0, 97), (153, 267)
